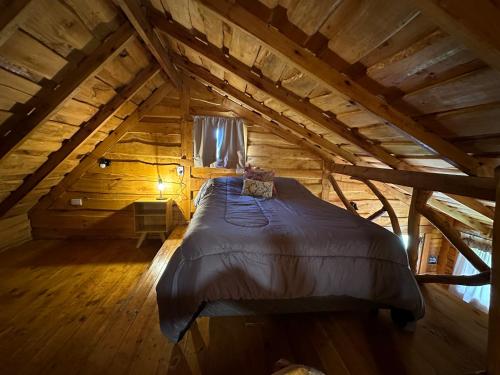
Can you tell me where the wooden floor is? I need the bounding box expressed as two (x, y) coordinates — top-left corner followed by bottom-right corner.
(0, 226), (488, 375)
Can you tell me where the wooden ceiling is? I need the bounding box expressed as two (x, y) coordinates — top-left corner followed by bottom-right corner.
(0, 0), (498, 235)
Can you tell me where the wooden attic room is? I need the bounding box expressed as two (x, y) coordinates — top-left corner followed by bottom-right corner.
(1, 0), (500, 373)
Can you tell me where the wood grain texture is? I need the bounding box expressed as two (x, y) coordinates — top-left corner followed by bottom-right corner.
(0, 229), (489, 374)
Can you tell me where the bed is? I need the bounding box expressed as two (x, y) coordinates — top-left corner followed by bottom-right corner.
(156, 176), (425, 342)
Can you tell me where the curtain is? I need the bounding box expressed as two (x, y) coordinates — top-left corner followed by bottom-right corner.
(451, 248), (492, 312)
(193, 116), (246, 169)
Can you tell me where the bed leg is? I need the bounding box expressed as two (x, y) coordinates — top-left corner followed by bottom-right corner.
(391, 308), (416, 330)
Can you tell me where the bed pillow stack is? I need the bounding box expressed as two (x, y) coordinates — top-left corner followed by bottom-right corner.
(241, 165), (275, 198)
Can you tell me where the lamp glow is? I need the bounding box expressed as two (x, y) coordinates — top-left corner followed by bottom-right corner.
(156, 177), (166, 200)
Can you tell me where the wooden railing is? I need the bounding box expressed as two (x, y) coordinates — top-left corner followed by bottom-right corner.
(327, 163), (499, 374)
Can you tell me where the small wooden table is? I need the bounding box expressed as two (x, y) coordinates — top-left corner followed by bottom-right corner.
(133, 199), (173, 248)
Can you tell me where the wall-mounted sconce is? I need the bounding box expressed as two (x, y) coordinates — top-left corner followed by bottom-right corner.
(98, 158), (111, 169)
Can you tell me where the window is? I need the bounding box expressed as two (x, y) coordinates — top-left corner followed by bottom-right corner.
(451, 248), (492, 312)
(193, 116), (246, 169)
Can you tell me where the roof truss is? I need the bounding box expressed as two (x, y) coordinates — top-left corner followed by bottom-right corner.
(0, 22), (136, 162)
(196, 0), (488, 177)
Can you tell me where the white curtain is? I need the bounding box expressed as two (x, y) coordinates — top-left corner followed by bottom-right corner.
(451, 248), (492, 312)
(193, 116), (246, 169)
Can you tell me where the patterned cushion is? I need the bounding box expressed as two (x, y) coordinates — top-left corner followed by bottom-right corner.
(243, 165), (274, 182)
(241, 178), (274, 198)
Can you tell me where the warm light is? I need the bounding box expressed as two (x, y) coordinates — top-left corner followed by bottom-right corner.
(157, 178), (165, 192)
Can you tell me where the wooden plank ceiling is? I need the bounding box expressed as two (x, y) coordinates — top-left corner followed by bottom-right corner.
(0, 0), (498, 235)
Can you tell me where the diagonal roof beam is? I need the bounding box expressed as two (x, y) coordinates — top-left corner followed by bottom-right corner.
(176, 57), (358, 164)
(0, 22), (135, 162)
(116, 0), (182, 89)
(414, 0), (500, 73)
(150, 11), (407, 170)
(33, 81), (173, 211)
(183, 64), (491, 235)
(153, 15), (494, 224)
(197, 0), (486, 177)
(0, 65), (160, 218)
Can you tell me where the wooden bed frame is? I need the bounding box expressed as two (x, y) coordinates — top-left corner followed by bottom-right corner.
(328, 163), (499, 375)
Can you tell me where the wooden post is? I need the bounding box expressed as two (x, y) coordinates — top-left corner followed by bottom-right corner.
(328, 174), (359, 216)
(488, 166), (500, 374)
(407, 189), (432, 273)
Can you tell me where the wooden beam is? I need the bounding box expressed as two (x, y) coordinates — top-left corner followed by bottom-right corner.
(137, 83), (177, 120)
(151, 10), (407, 170)
(0, 0), (32, 46)
(488, 166), (500, 374)
(116, 0), (181, 88)
(428, 197), (492, 237)
(178, 58), (358, 164)
(367, 207), (386, 222)
(359, 179), (402, 236)
(0, 65), (160, 218)
(0, 22), (135, 162)
(448, 194), (495, 222)
(415, 0), (500, 73)
(416, 272), (491, 286)
(329, 164), (496, 201)
(151, 12), (495, 221)
(408, 189), (432, 273)
(197, 0), (485, 176)
(419, 204), (491, 273)
(328, 174), (359, 216)
(37, 83), (172, 209)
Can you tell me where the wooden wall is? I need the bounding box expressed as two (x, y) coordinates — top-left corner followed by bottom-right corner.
(0, 214), (31, 252)
(24, 74), (445, 266)
(29, 117), (186, 239)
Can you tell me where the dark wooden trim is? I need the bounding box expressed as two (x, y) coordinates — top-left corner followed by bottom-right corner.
(416, 272), (491, 286)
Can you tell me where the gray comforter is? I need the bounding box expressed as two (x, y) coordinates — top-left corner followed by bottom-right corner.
(156, 177), (424, 342)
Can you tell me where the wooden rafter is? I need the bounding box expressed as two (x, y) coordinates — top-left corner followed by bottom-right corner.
(0, 65), (160, 218)
(415, 0), (500, 73)
(35, 83), (172, 210)
(197, 0), (486, 176)
(116, 0), (181, 88)
(177, 57), (358, 164)
(328, 174), (359, 216)
(150, 6), (495, 222)
(150, 10), (406, 170)
(329, 164), (496, 201)
(0, 22), (135, 162)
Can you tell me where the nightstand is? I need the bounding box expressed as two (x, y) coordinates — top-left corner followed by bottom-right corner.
(133, 199), (173, 248)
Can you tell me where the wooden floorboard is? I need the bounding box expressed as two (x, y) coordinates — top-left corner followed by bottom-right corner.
(0, 226), (488, 374)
